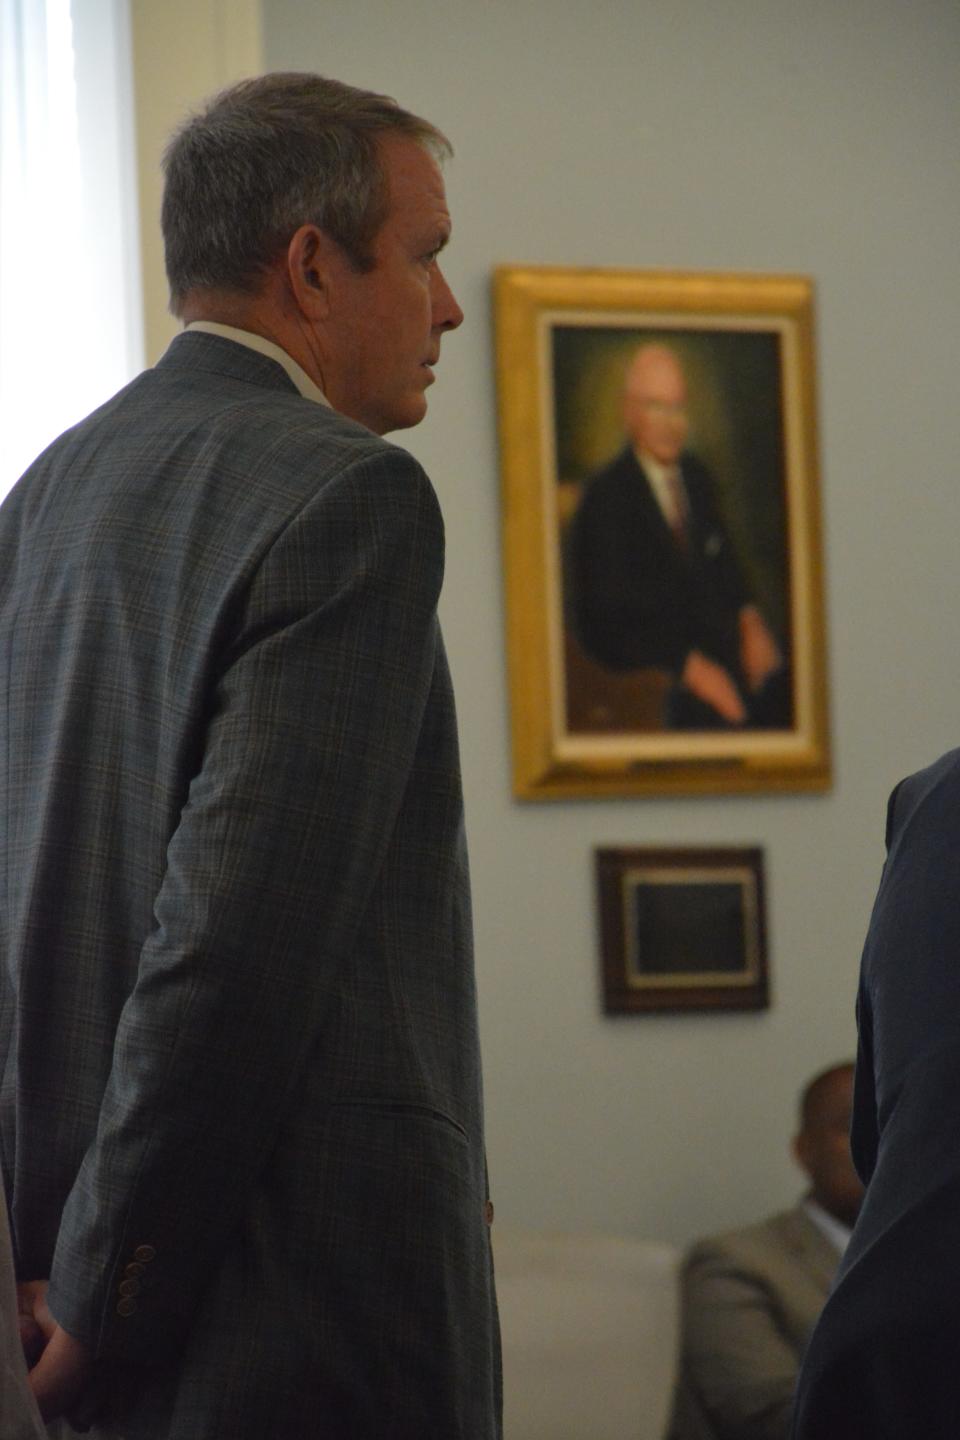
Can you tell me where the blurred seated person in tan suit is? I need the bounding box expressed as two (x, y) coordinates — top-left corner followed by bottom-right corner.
(669, 1062), (864, 1440)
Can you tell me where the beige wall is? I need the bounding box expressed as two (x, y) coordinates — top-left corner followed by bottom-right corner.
(130, 0), (263, 361)
(133, 0), (960, 1248)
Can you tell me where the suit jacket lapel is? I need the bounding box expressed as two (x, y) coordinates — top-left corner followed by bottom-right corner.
(617, 447), (677, 548)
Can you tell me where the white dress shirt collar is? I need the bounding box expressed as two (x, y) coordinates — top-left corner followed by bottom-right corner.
(635, 448), (682, 528)
(802, 1197), (853, 1256)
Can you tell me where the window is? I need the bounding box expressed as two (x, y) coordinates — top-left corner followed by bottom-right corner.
(0, 0), (142, 497)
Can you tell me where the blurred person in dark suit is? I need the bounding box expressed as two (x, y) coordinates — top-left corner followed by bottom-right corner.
(795, 751), (960, 1439)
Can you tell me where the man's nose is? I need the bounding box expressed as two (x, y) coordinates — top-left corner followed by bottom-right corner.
(433, 265), (464, 331)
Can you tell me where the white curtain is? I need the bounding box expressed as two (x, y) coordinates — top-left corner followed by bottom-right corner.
(0, 0), (142, 498)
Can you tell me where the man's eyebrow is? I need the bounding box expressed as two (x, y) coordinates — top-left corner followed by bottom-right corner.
(414, 222), (451, 256)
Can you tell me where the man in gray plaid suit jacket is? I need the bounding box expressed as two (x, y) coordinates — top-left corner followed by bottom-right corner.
(0, 73), (501, 1438)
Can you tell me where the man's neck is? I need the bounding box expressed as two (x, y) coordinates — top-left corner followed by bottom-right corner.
(179, 289), (325, 394)
(183, 320), (330, 409)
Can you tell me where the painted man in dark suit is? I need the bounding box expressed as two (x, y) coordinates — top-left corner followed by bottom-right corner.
(793, 751), (960, 1438)
(2, 73), (501, 1438)
(568, 344), (789, 729)
(671, 1062), (863, 1440)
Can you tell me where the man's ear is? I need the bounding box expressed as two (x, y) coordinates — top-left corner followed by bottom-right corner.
(286, 224), (335, 317)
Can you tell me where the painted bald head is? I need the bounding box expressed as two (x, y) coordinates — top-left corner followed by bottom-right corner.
(622, 344), (689, 466)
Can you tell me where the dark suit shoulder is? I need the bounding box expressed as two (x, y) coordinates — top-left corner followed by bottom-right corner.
(152, 333), (413, 484)
(577, 446), (720, 526)
(578, 445), (647, 503)
(248, 434), (446, 621)
(7, 338), (434, 546)
(0, 345), (444, 656)
(876, 746), (960, 896)
(888, 746), (960, 829)
(571, 446), (660, 542)
(586, 444), (640, 486)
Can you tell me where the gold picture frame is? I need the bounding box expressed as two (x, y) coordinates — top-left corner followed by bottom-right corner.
(494, 265), (830, 799)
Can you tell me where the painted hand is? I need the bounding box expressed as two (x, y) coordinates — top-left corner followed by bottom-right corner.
(681, 649), (747, 724)
(738, 604), (782, 693)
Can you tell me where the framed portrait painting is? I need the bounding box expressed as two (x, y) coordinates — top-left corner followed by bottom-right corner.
(494, 266), (831, 799)
(596, 846), (769, 1014)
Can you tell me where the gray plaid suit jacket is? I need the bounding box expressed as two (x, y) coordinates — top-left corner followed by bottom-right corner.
(0, 331), (501, 1438)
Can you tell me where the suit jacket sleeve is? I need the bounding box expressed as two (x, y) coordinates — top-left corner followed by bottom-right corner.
(676, 1238), (801, 1440)
(45, 447), (446, 1363)
(849, 779), (904, 1188)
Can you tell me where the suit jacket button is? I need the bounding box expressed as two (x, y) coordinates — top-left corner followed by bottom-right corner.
(118, 1278), (141, 1297)
(124, 1262), (145, 1277)
(484, 1200), (494, 1226)
(116, 1298), (137, 1317)
(133, 1245), (156, 1263)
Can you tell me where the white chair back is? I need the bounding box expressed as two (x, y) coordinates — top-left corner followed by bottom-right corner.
(493, 1227), (679, 1440)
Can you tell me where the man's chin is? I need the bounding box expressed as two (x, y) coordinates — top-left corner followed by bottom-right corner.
(379, 395), (429, 435)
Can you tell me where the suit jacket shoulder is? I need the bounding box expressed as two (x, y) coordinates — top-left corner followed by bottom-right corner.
(671, 1205), (840, 1440)
(690, 1205), (839, 1295)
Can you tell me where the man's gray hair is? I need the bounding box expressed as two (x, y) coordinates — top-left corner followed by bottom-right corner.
(161, 72), (451, 315)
